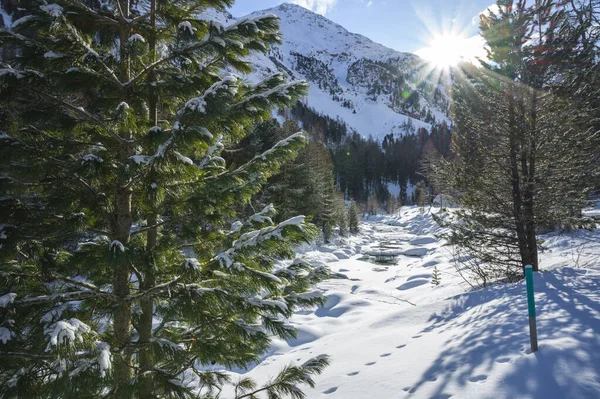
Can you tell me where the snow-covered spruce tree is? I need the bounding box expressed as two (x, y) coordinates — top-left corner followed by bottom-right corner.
(0, 1), (330, 397)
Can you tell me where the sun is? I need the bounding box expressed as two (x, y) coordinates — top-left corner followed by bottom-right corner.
(416, 34), (485, 69)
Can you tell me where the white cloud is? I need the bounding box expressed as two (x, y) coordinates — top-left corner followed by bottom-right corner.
(290, 0), (337, 15)
(367, 1), (373, 7)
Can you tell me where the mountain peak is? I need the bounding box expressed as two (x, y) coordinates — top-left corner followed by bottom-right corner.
(239, 3), (450, 142)
(272, 2), (314, 13)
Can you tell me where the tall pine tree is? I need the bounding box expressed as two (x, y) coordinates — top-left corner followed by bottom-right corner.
(440, 0), (596, 284)
(0, 0), (330, 397)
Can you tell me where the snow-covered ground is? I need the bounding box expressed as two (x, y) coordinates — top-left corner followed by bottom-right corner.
(228, 206), (600, 398)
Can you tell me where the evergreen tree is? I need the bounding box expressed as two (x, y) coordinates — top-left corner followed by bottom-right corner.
(419, 138), (443, 208)
(0, 1), (329, 397)
(367, 193), (380, 216)
(335, 193), (349, 237)
(430, 267), (441, 287)
(415, 181), (427, 213)
(439, 0), (596, 284)
(347, 201), (360, 234)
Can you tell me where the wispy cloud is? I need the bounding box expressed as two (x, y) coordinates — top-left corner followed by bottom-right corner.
(290, 0), (337, 15)
(367, 1), (373, 7)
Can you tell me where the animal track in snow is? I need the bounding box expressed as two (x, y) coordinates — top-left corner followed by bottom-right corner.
(380, 353), (391, 357)
(347, 371), (360, 376)
(496, 357), (513, 364)
(365, 361), (377, 366)
(469, 374), (488, 383)
(445, 363), (458, 372)
(323, 387), (338, 394)
(396, 344), (406, 349)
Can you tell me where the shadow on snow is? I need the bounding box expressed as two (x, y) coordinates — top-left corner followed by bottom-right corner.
(410, 267), (600, 398)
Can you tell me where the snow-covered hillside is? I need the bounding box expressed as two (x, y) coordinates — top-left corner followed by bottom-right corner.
(0, 1), (451, 142)
(241, 3), (452, 141)
(220, 207), (600, 398)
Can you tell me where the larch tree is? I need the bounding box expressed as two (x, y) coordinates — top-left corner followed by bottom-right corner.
(0, 0), (330, 397)
(440, 0), (596, 284)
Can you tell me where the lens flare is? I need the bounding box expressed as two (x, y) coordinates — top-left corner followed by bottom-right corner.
(416, 34), (485, 69)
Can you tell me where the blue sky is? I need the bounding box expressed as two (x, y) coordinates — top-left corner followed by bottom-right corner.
(228, 0), (494, 54)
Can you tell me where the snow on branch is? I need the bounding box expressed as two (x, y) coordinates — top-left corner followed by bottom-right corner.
(45, 318), (91, 351)
(16, 290), (118, 307)
(40, 4), (64, 18)
(0, 67), (45, 80)
(0, 293), (17, 308)
(0, 327), (15, 344)
(178, 76), (239, 118)
(247, 296), (288, 312)
(258, 132), (305, 161)
(178, 21), (196, 35)
(110, 240), (126, 252)
(95, 341), (112, 377)
(249, 204), (275, 225)
(225, 13), (278, 32)
(215, 216), (307, 270)
(128, 33), (146, 44)
(130, 135), (176, 166)
(234, 80), (307, 109)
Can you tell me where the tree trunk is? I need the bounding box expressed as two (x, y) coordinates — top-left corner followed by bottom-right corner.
(113, 184), (133, 397)
(140, 2), (158, 395)
(139, 212), (157, 399)
(508, 91), (532, 270)
(523, 90), (538, 271)
(114, 1), (133, 395)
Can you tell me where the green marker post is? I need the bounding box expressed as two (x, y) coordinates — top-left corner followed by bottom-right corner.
(525, 265), (538, 352)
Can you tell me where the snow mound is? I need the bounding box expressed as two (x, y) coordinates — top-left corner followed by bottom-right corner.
(222, 206), (600, 398)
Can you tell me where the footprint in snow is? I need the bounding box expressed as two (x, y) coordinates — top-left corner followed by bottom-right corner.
(412, 334), (422, 339)
(365, 361), (377, 366)
(496, 357), (513, 364)
(347, 371), (360, 376)
(445, 363), (458, 372)
(396, 344), (406, 349)
(431, 395), (453, 399)
(427, 375), (438, 382)
(380, 353), (391, 357)
(323, 387), (338, 394)
(469, 374), (488, 383)
(403, 386), (417, 393)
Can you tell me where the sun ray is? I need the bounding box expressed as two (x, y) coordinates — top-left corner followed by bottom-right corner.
(416, 33), (486, 69)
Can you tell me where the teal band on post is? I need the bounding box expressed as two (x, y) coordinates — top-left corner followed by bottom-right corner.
(525, 265), (536, 317)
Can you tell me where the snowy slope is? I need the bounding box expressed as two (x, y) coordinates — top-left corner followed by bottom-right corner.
(0, 1), (451, 141)
(219, 207), (600, 398)
(240, 3), (452, 141)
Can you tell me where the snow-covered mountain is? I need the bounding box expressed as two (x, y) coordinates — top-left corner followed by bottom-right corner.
(0, 1), (452, 141)
(241, 3), (452, 141)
